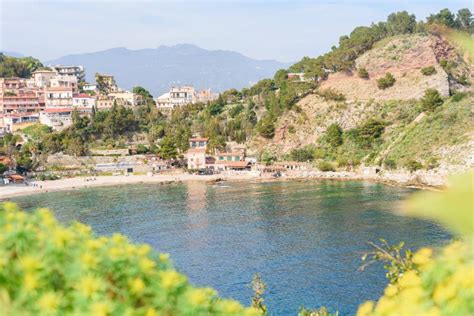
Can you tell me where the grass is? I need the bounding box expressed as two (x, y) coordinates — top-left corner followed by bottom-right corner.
(19, 123), (50, 140)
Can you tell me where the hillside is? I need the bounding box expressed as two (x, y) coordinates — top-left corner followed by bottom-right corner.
(46, 44), (291, 95)
(249, 31), (474, 178)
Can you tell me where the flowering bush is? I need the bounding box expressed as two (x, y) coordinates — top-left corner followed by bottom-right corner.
(0, 202), (259, 316)
(357, 172), (474, 316)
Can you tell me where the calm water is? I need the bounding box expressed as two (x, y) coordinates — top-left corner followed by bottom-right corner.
(9, 180), (450, 315)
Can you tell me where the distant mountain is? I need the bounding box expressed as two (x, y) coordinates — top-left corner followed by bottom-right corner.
(1, 51), (24, 58)
(46, 44), (291, 96)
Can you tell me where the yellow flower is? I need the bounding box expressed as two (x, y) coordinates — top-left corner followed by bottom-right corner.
(433, 281), (457, 304)
(53, 228), (73, 248)
(112, 233), (127, 244)
(108, 247), (123, 259)
(137, 244), (151, 256)
(188, 289), (209, 306)
(38, 208), (56, 227)
(159, 270), (183, 290)
(383, 285), (398, 297)
(159, 253), (169, 262)
(20, 255), (41, 272)
(80, 252), (98, 269)
(374, 296), (396, 314)
(73, 222), (92, 236)
(356, 301), (374, 316)
(86, 239), (103, 251)
(413, 247), (433, 267)
(129, 278), (146, 294)
(397, 270), (421, 288)
(244, 307), (262, 316)
(442, 241), (467, 260)
(219, 300), (242, 313)
(90, 302), (111, 316)
(140, 258), (156, 273)
(24, 273), (39, 292)
(145, 307), (157, 316)
(77, 276), (102, 298)
(37, 292), (60, 313)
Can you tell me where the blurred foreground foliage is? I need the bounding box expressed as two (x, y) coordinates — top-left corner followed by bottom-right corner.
(0, 202), (259, 316)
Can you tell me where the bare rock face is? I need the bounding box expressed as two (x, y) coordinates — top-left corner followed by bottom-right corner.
(319, 34), (450, 101)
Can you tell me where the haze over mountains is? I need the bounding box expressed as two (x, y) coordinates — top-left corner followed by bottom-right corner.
(45, 44), (291, 96)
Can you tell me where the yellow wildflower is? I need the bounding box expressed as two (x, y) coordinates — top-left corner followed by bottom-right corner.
(24, 273), (39, 292)
(412, 247), (433, 267)
(137, 244), (151, 256)
(145, 307), (157, 316)
(433, 281), (457, 304)
(159, 270), (183, 290)
(53, 228), (73, 248)
(73, 222), (91, 236)
(112, 233), (127, 244)
(219, 300), (242, 313)
(383, 285), (398, 297)
(86, 239), (103, 251)
(37, 292), (60, 313)
(80, 252), (98, 269)
(140, 258), (156, 273)
(38, 208), (56, 227)
(159, 253), (169, 262)
(77, 276), (102, 298)
(188, 289), (209, 306)
(108, 247), (123, 259)
(442, 241), (467, 260)
(129, 278), (146, 294)
(244, 307), (262, 316)
(20, 255), (41, 272)
(356, 301), (374, 316)
(90, 302), (111, 316)
(397, 270), (421, 288)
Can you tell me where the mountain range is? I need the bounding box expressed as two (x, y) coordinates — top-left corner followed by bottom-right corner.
(45, 44), (290, 96)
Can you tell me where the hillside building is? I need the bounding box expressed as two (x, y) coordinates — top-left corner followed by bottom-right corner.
(186, 137), (208, 170)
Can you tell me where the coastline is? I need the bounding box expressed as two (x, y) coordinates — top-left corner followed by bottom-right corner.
(0, 169), (447, 200)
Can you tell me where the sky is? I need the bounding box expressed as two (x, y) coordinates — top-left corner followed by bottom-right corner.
(0, 0), (471, 62)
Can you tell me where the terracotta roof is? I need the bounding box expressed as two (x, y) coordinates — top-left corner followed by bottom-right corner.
(43, 108), (73, 113)
(189, 137), (208, 142)
(216, 161), (250, 168)
(216, 152), (242, 157)
(45, 87), (73, 92)
(3, 113), (39, 118)
(8, 174), (24, 180)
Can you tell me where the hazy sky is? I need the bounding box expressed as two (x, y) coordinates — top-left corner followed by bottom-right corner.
(0, 0), (471, 62)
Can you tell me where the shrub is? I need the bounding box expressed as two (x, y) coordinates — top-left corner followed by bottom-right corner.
(325, 123), (343, 147)
(425, 157), (440, 170)
(420, 66), (436, 76)
(420, 89), (444, 112)
(358, 67), (369, 79)
(0, 163), (7, 174)
(290, 147), (314, 162)
(377, 73), (396, 89)
(404, 159), (422, 172)
(288, 125), (296, 134)
(317, 89), (346, 102)
(336, 156), (349, 168)
(256, 115), (276, 139)
(317, 161), (335, 172)
(383, 158), (397, 170)
(451, 92), (466, 102)
(0, 203), (259, 316)
(260, 150), (276, 166)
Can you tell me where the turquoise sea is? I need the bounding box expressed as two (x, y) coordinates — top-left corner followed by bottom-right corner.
(10, 180), (451, 315)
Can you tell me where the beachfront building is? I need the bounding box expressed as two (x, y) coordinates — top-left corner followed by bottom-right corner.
(0, 112), (39, 132)
(0, 92), (42, 114)
(186, 137), (208, 170)
(214, 151), (250, 171)
(72, 93), (96, 107)
(45, 87), (73, 108)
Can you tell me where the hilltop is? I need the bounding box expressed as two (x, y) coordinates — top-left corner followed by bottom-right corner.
(45, 44), (291, 95)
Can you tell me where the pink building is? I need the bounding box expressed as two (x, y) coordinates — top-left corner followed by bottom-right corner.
(45, 87), (73, 108)
(0, 92), (42, 114)
(186, 137), (208, 170)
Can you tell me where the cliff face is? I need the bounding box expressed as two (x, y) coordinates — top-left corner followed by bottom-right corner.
(249, 33), (474, 175)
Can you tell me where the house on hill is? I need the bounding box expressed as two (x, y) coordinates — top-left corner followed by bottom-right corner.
(186, 137), (208, 170)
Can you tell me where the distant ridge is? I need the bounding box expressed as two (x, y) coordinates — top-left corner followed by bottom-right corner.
(0, 51), (24, 58)
(46, 44), (291, 95)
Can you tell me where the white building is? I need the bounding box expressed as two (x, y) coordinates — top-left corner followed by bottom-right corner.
(45, 87), (73, 108)
(50, 65), (85, 81)
(72, 93), (96, 108)
(39, 107), (92, 131)
(156, 86), (216, 112)
(108, 91), (141, 107)
(82, 83), (97, 92)
(50, 75), (78, 92)
(0, 113), (39, 133)
(31, 69), (57, 88)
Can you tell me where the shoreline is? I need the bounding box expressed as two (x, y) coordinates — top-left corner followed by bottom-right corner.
(0, 170), (445, 200)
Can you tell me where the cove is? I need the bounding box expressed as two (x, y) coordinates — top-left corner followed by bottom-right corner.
(10, 180), (451, 315)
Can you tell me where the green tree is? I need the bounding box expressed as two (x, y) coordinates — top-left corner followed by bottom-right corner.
(428, 8), (456, 27)
(159, 136), (178, 159)
(261, 150), (276, 166)
(420, 89), (444, 112)
(386, 11), (417, 35)
(325, 123), (344, 147)
(256, 115), (275, 139)
(455, 8), (473, 31)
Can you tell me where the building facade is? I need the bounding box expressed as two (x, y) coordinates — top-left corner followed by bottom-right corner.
(45, 87), (73, 108)
(186, 137), (208, 170)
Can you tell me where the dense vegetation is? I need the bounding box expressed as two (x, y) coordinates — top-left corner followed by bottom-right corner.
(0, 54), (45, 78)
